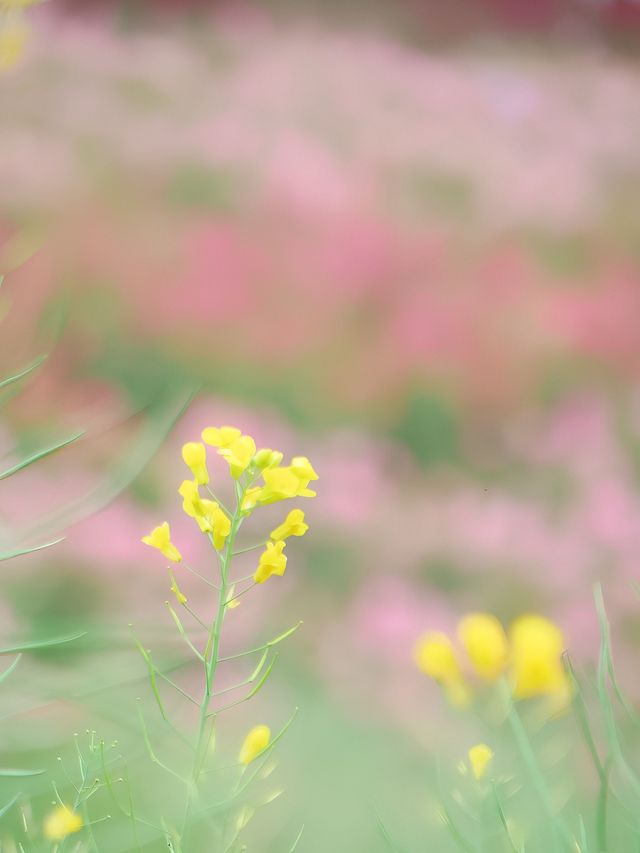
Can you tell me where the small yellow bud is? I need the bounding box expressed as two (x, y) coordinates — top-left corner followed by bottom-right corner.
(270, 509), (308, 541)
(181, 441), (209, 485)
(238, 724), (271, 765)
(43, 805), (83, 841)
(253, 448), (284, 470)
(169, 569), (187, 605)
(468, 743), (493, 780)
(458, 613), (509, 681)
(254, 540), (287, 583)
(141, 522), (182, 563)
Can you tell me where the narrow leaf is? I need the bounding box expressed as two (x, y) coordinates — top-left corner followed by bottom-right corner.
(0, 431), (84, 480)
(0, 630), (86, 654)
(0, 355), (46, 391)
(0, 538), (65, 562)
(0, 768), (45, 777)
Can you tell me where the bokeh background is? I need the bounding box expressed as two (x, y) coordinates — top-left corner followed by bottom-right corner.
(1, 0), (640, 849)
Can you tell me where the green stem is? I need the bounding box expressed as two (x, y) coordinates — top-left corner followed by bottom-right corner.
(180, 483), (244, 844)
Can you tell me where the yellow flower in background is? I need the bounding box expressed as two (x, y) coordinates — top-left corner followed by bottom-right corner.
(458, 613), (509, 681)
(1, 0), (40, 7)
(43, 805), (83, 841)
(201, 425), (241, 449)
(254, 540), (287, 583)
(253, 448), (284, 470)
(238, 724), (271, 765)
(509, 614), (569, 700)
(219, 434), (256, 479)
(415, 632), (461, 682)
(270, 509), (308, 541)
(415, 632), (470, 707)
(181, 441), (209, 485)
(0, 17), (27, 69)
(468, 743), (494, 780)
(142, 522), (182, 563)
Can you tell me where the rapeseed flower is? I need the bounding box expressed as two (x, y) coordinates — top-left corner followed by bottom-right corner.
(467, 743), (493, 780)
(254, 540), (287, 583)
(142, 522), (182, 563)
(270, 509), (308, 541)
(181, 441), (209, 485)
(509, 614), (569, 701)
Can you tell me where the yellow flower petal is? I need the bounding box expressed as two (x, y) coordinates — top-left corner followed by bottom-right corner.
(181, 441), (209, 485)
(201, 425), (241, 448)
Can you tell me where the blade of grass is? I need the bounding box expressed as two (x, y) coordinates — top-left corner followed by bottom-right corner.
(0, 355), (46, 391)
(0, 431), (84, 480)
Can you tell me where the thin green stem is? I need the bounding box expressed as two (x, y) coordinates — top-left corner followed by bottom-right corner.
(180, 481), (244, 844)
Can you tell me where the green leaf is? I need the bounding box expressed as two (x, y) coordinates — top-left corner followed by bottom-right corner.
(0, 537), (64, 562)
(0, 630), (86, 654)
(0, 355), (47, 392)
(244, 654), (278, 701)
(0, 768), (45, 777)
(0, 431), (84, 480)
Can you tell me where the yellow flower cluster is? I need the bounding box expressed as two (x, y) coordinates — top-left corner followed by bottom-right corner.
(415, 612), (570, 707)
(142, 426), (317, 587)
(0, 0), (38, 70)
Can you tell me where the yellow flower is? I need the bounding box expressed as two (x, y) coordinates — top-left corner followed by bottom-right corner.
(253, 448), (284, 470)
(458, 613), (509, 681)
(43, 805), (83, 841)
(178, 480), (230, 548)
(181, 441), (209, 485)
(169, 569), (187, 605)
(468, 744), (493, 780)
(415, 632), (470, 707)
(270, 509), (308, 541)
(0, 19), (28, 69)
(254, 540), (287, 583)
(509, 614), (569, 700)
(219, 434), (257, 479)
(209, 503), (231, 550)
(258, 462), (318, 504)
(142, 522), (182, 563)
(238, 724), (271, 765)
(415, 632), (462, 682)
(201, 425), (241, 448)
